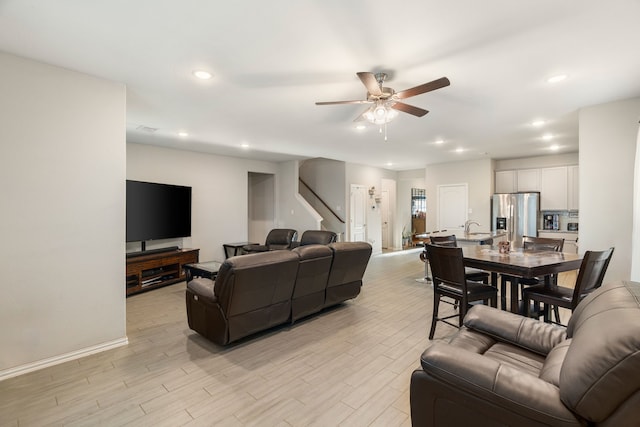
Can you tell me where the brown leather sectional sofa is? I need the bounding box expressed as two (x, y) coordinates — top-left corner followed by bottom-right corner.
(410, 280), (640, 426)
(185, 242), (372, 345)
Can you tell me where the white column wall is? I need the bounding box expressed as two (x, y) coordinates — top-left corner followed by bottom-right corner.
(0, 52), (126, 379)
(578, 96), (640, 282)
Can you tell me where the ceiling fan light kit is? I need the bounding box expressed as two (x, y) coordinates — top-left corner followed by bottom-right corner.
(316, 71), (450, 140)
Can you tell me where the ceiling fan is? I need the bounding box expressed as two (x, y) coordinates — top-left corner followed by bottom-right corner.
(315, 72), (450, 125)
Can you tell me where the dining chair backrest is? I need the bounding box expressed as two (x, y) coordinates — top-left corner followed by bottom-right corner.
(425, 244), (466, 288)
(429, 235), (458, 247)
(523, 235), (564, 252)
(570, 247), (615, 308)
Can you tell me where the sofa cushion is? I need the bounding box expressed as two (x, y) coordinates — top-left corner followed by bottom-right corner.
(560, 281), (640, 422)
(464, 304), (567, 356)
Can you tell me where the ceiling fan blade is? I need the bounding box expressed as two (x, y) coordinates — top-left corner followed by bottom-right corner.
(395, 77), (450, 99)
(391, 102), (429, 117)
(316, 100), (372, 106)
(356, 72), (382, 96)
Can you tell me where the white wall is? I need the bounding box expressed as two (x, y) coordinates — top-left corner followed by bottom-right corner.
(277, 161), (323, 237)
(126, 143), (279, 261)
(579, 96), (640, 282)
(0, 52), (127, 379)
(425, 159), (494, 232)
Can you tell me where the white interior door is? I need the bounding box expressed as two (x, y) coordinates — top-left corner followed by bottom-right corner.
(381, 189), (390, 248)
(350, 184), (367, 242)
(438, 184), (468, 231)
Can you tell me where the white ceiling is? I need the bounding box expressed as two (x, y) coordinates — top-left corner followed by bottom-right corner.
(1, 1), (639, 170)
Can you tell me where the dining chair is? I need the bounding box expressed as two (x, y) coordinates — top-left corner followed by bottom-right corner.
(500, 235), (564, 312)
(428, 235), (490, 284)
(522, 247), (614, 325)
(425, 244), (498, 339)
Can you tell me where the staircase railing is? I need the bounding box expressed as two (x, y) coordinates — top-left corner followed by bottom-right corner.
(299, 178), (346, 227)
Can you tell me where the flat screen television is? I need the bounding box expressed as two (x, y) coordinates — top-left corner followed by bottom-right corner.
(126, 180), (192, 244)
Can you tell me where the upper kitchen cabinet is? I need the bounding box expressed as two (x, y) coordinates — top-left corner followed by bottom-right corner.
(495, 170), (516, 193)
(568, 165), (579, 210)
(540, 166), (568, 210)
(517, 169), (541, 192)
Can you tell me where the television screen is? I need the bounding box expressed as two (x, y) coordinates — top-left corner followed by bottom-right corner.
(126, 180), (192, 242)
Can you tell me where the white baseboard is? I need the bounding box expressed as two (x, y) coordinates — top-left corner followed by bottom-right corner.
(0, 337), (129, 382)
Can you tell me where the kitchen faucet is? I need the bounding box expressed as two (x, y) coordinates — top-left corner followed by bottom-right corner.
(464, 220), (480, 233)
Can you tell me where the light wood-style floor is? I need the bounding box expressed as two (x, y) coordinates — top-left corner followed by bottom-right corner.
(0, 248), (576, 426)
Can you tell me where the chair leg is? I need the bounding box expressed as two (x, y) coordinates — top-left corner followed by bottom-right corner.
(500, 275), (508, 311)
(553, 305), (561, 323)
(543, 303), (551, 322)
(524, 295), (531, 317)
(429, 293), (441, 340)
(458, 298), (467, 326)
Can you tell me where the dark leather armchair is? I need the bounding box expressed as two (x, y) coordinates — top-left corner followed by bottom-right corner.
(242, 228), (297, 253)
(290, 230), (337, 248)
(410, 280), (640, 426)
(185, 250), (299, 345)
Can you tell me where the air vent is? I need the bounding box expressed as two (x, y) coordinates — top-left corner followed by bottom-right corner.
(136, 125), (158, 133)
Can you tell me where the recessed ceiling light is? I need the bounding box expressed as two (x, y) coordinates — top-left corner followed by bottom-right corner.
(531, 120), (545, 127)
(550, 144), (560, 151)
(193, 70), (212, 80)
(240, 143), (250, 149)
(386, 162), (393, 167)
(455, 147), (464, 153)
(547, 74), (567, 83)
(434, 139), (444, 144)
(355, 124), (366, 130)
(542, 134), (553, 141)
(178, 131), (189, 137)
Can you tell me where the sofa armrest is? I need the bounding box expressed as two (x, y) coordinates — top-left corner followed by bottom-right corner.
(463, 304), (567, 356)
(186, 278), (217, 304)
(416, 342), (580, 425)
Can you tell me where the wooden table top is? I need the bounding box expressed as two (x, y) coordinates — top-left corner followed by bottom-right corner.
(462, 245), (583, 278)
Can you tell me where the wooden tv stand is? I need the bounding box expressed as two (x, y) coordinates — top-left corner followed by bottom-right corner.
(126, 248), (199, 296)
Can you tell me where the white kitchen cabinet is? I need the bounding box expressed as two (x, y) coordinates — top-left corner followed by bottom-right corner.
(495, 170), (516, 193)
(540, 166), (568, 210)
(517, 169), (540, 192)
(568, 165), (579, 210)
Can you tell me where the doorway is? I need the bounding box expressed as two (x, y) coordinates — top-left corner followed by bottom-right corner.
(248, 172), (275, 243)
(349, 184), (367, 242)
(437, 183), (468, 231)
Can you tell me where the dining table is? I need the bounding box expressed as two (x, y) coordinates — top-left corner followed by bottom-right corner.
(462, 245), (583, 313)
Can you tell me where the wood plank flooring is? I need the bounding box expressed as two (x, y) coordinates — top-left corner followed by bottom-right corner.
(0, 248), (575, 426)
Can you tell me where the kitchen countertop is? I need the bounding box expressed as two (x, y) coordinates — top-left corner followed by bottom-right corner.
(538, 229), (578, 234)
(424, 230), (507, 243)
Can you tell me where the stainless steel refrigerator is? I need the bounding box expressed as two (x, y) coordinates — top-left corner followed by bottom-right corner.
(491, 192), (540, 248)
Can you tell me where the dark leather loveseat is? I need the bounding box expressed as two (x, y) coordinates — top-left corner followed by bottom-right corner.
(410, 280), (640, 426)
(185, 242), (372, 345)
